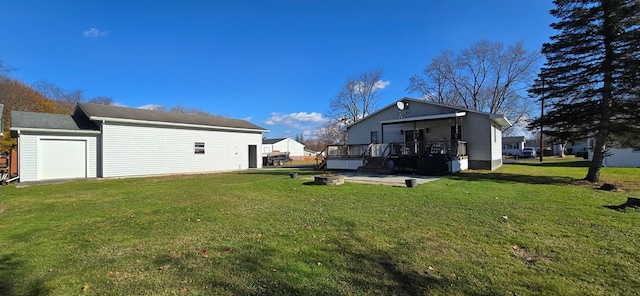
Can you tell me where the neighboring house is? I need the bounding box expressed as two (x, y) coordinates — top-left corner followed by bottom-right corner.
(262, 137), (305, 157)
(602, 147), (640, 167)
(566, 138), (590, 155)
(526, 138), (554, 156)
(323, 97), (511, 174)
(303, 149), (317, 157)
(10, 103), (268, 182)
(502, 136), (526, 156)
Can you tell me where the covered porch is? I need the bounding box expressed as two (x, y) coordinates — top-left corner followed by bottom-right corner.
(321, 111), (470, 175)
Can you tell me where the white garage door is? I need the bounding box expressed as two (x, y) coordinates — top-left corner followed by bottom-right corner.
(39, 139), (87, 180)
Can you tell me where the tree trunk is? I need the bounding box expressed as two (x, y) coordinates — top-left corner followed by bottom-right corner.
(585, 136), (605, 182)
(586, 2), (615, 183)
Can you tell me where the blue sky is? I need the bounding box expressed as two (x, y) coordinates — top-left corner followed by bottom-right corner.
(0, 0), (555, 138)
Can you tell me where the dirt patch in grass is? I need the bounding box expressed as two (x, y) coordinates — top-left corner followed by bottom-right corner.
(511, 245), (552, 265)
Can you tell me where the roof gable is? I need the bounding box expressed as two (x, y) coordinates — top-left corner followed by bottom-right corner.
(76, 103), (267, 132)
(348, 97), (511, 128)
(262, 138), (287, 144)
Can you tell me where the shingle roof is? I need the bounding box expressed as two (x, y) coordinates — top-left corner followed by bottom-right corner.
(11, 111), (98, 131)
(262, 138), (286, 144)
(77, 103), (267, 132)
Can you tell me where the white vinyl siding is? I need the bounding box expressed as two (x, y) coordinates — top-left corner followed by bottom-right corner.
(491, 125), (503, 162)
(17, 135), (37, 182)
(271, 138), (305, 157)
(17, 133), (98, 182)
(101, 122), (262, 178)
(603, 148), (640, 167)
(464, 113), (491, 161)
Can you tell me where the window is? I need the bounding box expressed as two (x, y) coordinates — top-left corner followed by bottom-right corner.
(370, 131), (378, 144)
(194, 142), (205, 154)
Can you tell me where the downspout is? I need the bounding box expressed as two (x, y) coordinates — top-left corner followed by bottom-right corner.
(99, 120), (104, 178)
(15, 130), (20, 182)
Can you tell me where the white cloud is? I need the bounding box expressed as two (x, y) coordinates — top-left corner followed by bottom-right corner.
(137, 104), (164, 110)
(83, 28), (107, 37)
(352, 80), (390, 93)
(373, 80), (390, 90)
(264, 111), (327, 128)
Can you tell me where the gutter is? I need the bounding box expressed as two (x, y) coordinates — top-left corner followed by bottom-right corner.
(10, 128), (101, 135)
(89, 116), (270, 133)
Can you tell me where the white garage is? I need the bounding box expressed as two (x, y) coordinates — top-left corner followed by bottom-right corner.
(10, 111), (100, 182)
(11, 103), (267, 183)
(38, 138), (88, 180)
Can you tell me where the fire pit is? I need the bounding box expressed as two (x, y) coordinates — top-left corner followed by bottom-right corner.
(314, 174), (344, 186)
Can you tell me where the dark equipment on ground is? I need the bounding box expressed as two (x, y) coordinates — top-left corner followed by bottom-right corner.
(263, 152), (293, 166)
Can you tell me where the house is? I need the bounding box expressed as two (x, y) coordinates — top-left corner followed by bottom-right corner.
(565, 138), (590, 155)
(10, 103), (268, 182)
(502, 136), (526, 156)
(262, 137), (305, 158)
(601, 147), (640, 167)
(323, 97), (511, 174)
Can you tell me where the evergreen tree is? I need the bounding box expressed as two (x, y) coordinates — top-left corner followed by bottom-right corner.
(529, 0), (640, 182)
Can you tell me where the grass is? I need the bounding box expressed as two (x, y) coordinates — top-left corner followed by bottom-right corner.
(0, 158), (638, 295)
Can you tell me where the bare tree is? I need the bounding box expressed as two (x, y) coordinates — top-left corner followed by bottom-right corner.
(314, 119), (344, 147)
(0, 58), (14, 77)
(407, 40), (540, 131)
(87, 96), (114, 105)
(329, 69), (387, 123)
(32, 80), (84, 103)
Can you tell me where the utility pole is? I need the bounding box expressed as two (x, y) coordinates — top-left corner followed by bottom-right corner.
(539, 78), (544, 162)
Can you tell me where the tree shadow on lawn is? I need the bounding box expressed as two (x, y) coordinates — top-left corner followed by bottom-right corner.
(323, 219), (458, 295)
(449, 172), (583, 186)
(507, 160), (590, 168)
(153, 221), (457, 295)
(0, 254), (49, 296)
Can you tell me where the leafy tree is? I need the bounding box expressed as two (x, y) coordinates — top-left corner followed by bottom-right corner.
(294, 133), (305, 143)
(0, 77), (66, 152)
(407, 40), (540, 132)
(529, 0), (640, 182)
(329, 69), (387, 123)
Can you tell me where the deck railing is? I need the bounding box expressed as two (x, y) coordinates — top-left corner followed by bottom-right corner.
(388, 141), (467, 157)
(322, 141), (467, 159)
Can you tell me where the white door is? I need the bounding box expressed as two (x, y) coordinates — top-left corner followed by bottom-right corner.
(39, 139), (87, 180)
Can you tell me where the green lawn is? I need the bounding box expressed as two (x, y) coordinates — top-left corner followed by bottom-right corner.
(1, 159), (638, 295)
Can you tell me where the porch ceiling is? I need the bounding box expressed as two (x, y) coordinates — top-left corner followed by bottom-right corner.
(380, 112), (466, 125)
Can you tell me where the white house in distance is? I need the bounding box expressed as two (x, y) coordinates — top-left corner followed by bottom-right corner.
(323, 97), (511, 174)
(10, 103), (268, 183)
(502, 136), (526, 156)
(262, 137), (305, 158)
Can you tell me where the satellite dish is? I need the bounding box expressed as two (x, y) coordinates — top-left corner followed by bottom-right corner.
(396, 101), (405, 110)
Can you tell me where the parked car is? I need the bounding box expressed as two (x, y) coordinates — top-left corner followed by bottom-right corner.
(522, 147), (537, 158)
(575, 150), (589, 159)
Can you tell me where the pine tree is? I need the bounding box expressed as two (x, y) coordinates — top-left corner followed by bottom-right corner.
(529, 0), (640, 182)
